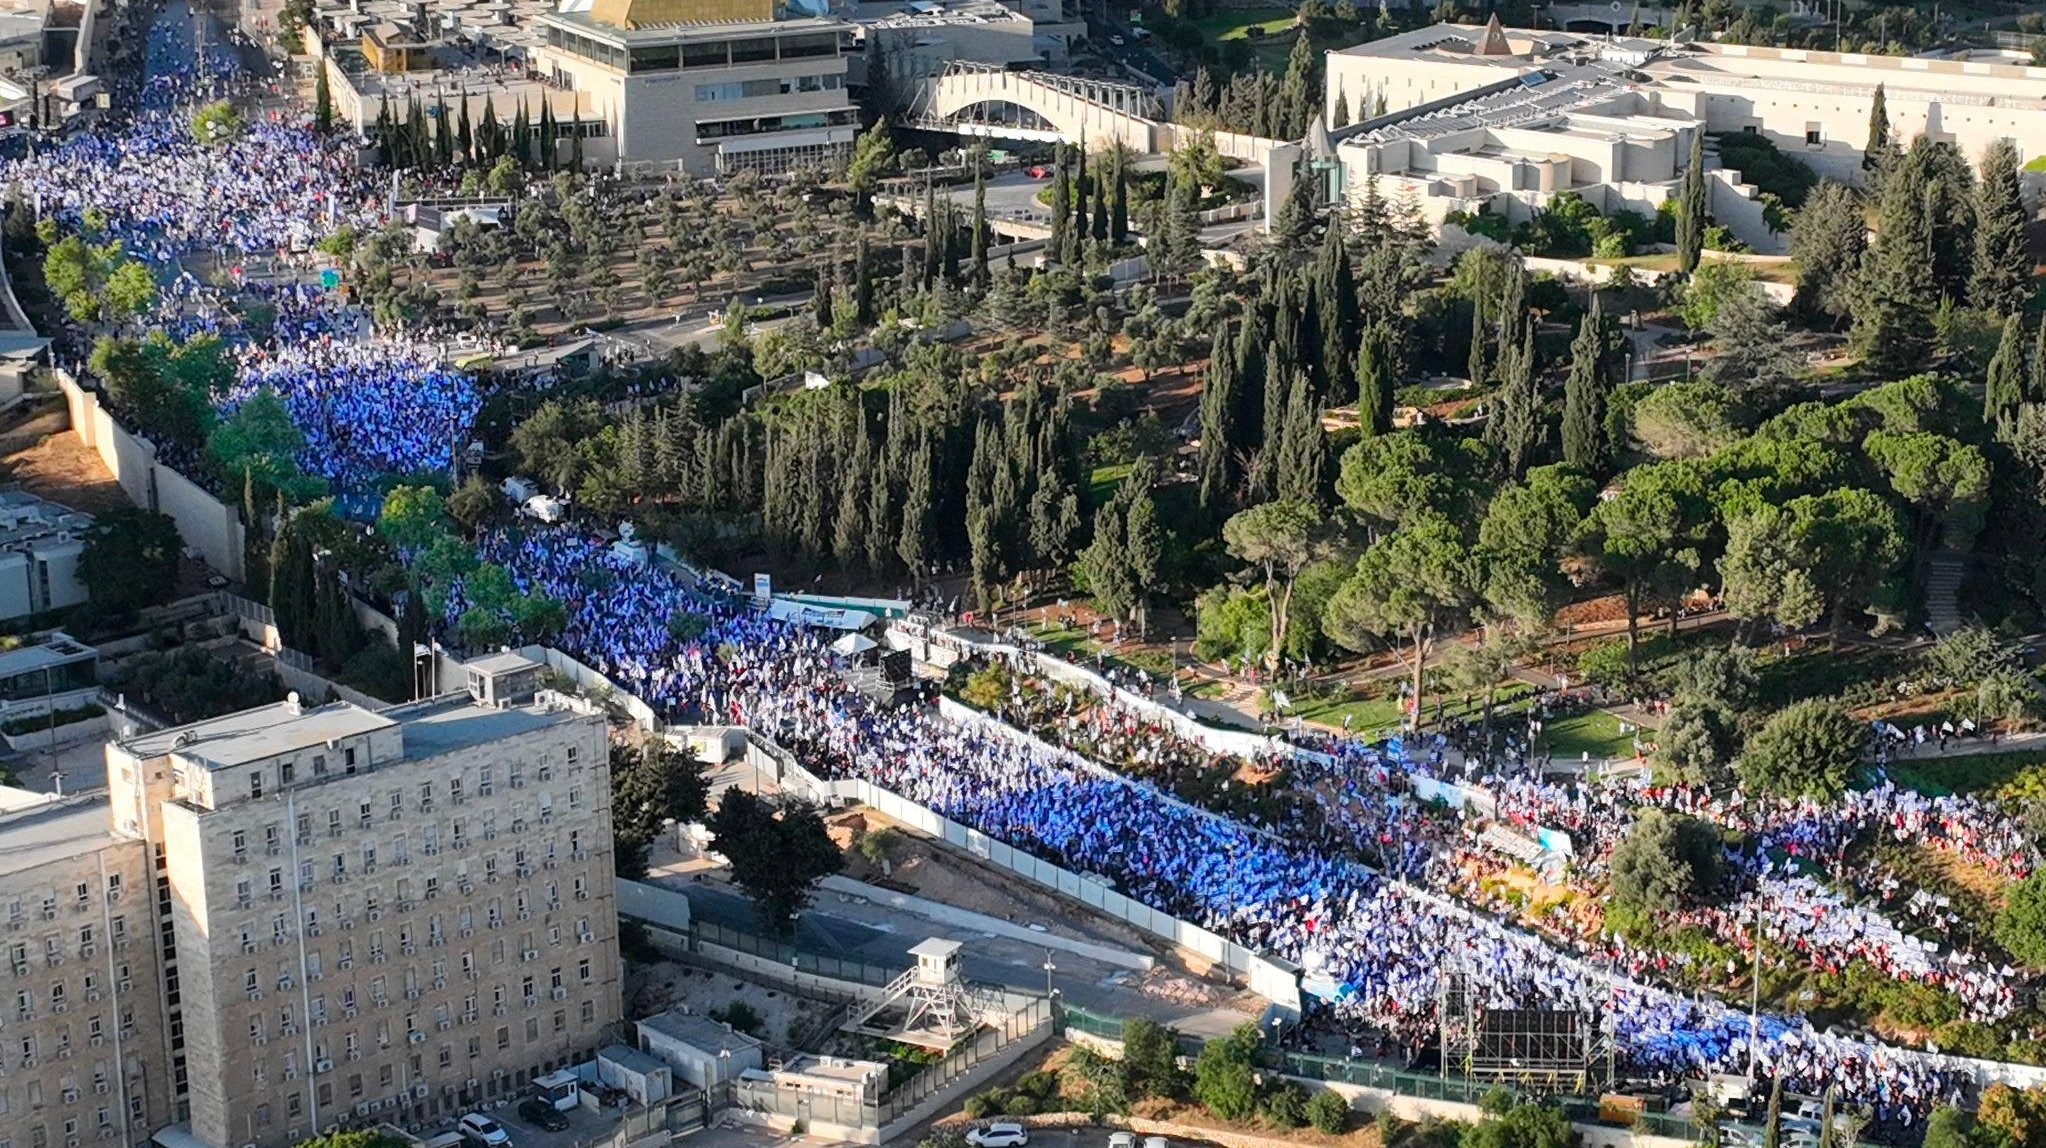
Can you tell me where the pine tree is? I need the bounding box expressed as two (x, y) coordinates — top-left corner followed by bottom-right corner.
(1355, 326), (1392, 436)
(1971, 138), (2030, 316)
(1851, 157), (1938, 375)
(314, 65), (333, 134)
(1864, 84), (1893, 174)
(1563, 294), (1614, 477)
(1676, 128), (1707, 275)
(1986, 311), (2027, 428)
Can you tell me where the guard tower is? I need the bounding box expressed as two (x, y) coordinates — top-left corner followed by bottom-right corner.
(843, 938), (993, 1052)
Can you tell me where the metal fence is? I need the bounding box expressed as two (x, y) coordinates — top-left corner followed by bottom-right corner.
(1060, 1006), (1829, 1147)
(689, 919), (904, 989)
(877, 997), (1055, 1125)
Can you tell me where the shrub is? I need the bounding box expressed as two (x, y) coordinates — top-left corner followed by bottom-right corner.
(708, 1001), (763, 1036)
(1307, 1089), (1352, 1134)
(1003, 1095), (1039, 1117)
(0, 703), (105, 736)
(1015, 1070), (1059, 1100)
(1260, 1083), (1308, 1128)
(962, 1092), (1001, 1120)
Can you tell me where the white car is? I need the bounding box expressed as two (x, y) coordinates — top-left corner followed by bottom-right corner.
(1108, 1134), (1136, 1148)
(967, 1124), (1029, 1148)
(459, 1114), (512, 1148)
(1143, 1138), (1169, 1148)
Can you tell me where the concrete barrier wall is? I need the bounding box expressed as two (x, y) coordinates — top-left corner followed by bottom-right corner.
(56, 370), (247, 581)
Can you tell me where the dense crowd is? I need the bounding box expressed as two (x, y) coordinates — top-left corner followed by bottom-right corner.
(454, 525), (1982, 1124)
(224, 336), (481, 485)
(16, 13), (2026, 1125)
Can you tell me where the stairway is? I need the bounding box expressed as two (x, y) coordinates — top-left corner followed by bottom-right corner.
(1923, 551), (1967, 637)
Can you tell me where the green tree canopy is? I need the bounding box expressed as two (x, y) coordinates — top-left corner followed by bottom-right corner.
(1736, 698), (1867, 800)
(80, 508), (184, 614)
(704, 789), (844, 934)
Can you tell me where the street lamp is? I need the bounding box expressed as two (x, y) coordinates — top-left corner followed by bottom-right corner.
(1042, 950), (1056, 998)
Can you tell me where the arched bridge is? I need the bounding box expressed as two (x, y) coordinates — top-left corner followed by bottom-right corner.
(907, 62), (1166, 151)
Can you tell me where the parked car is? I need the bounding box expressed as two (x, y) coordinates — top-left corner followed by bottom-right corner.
(1109, 34), (1126, 45)
(967, 1124), (1030, 1148)
(1025, 165), (1053, 179)
(1108, 1134), (1136, 1148)
(517, 1099), (570, 1132)
(1142, 1138), (1169, 1148)
(459, 1114), (513, 1148)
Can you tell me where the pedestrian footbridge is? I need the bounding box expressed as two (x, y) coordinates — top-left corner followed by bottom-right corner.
(906, 62), (1167, 152)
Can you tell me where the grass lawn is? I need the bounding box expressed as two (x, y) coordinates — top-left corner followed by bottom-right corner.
(1885, 747), (2046, 799)
(1291, 692), (1407, 736)
(1190, 7), (1295, 39)
(1019, 620), (1226, 698)
(1541, 709), (1641, 764)
(1088, 462), (1132, 506)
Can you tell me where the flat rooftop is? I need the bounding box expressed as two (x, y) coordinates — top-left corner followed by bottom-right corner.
(121, 699), (397, 768)
(393, 693), (583, 758)
(0, 791), (123, 878)
(542, 7), (842, 44)
(639, 1006), (767, 1051)
(120, 691), (587, 772)
(853, 0), (1024, 28)
(0, 634), (95, 677)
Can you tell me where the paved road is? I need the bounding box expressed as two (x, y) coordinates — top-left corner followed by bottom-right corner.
(675, 875), (1251, 1038)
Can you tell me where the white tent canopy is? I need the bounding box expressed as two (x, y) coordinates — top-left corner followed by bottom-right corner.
(831, 633), (880, 656)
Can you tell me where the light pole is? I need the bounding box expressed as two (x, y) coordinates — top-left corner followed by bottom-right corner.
(1042, 950), (1056, 998)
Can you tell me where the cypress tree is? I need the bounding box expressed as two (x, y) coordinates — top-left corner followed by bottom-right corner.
(1467, 297), (1488, 385)
(1676, 128), (1706, 275)
(511, 102), (531, 166)
(971, 167), (989, 286)
(1073, 143), (1090, 254)
(538, 101), (556, 170)
(1197, 329), (1236, 515)
(853, 234), (875, 326)
(1276, 371), (1326, 507)
(1986, 312), (2026, 428)
(433, 97), (453, 166)
(1563, 294), (1614, 477)
(1047, 146), (1071, 266)
(2033, 314), (2046, 404)
(1315, 226), (1359, 397)
(1864, 84), (1893, 174)
(458, 94), (474, 163)
(478, 96), (501, 162)
(314, 66), (333, 134)
(812, 264), (834, 328)
(1762, 1077), (1783, 1148)
(1110, 151), (1129, 243)
(1091, 165), (1110, 243)
(898, 435), (934, 582)
(1487, 325), (1544, 480)
(1355, 326), (1391, 436)
(1971, 138), (2030, 316)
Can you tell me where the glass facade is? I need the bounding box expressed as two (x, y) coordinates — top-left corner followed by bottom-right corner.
(546, 20), (842, 75)
(694, 73), (843, 101)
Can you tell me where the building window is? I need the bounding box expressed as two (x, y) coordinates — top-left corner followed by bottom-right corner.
(250, 771), (264, 799)
(1805, 124), (1823, 145)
